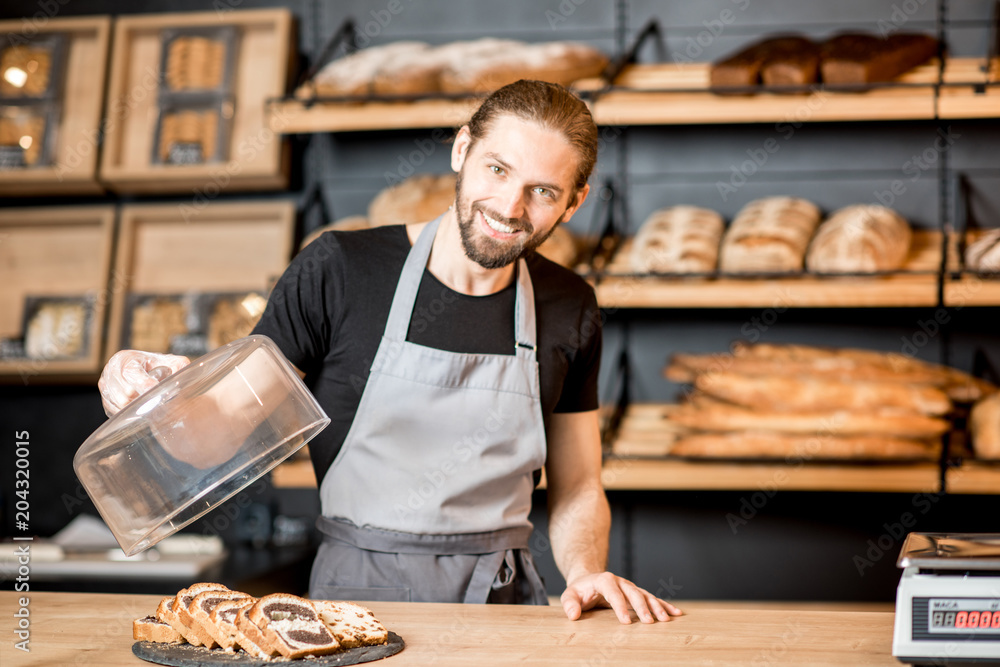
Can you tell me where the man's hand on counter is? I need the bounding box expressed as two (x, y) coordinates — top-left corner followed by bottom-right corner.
(561, 572), (682, 624)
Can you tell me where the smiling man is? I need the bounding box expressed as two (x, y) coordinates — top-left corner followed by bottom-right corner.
(99, 80), (680, 625)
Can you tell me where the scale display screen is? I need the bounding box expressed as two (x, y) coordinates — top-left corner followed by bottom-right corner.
(928, 599), (1000, 634)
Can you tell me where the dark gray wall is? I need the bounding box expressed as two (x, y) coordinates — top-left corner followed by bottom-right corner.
(2, 0), (999, 602)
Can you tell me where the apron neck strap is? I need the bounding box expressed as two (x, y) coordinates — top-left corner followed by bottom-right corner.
(383, 215), (537, 356)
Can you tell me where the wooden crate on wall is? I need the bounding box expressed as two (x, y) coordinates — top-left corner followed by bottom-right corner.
(99, 9), (294, 194)
(0, 206), (116, 383)
(0, 16), (111, 196)
(106, 200), (296, 360)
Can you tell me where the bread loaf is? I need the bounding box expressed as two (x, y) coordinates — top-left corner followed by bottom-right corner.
(711, 36), (819, 90)
(308, 41), (431, 97)
(695, 371), (951, 415)
(630, 206), (724, 274)
(805, 204), (911, 273)
(671, 431), (939, 460)
(718, 196), (821, 273)
(964, 229), (1000, 273)
(665, 401), (950, 438)
(970, 392), (1000, 460)
(821, 32), (938, 85)
(25, 301), (86, 360)
(437, 40), (607, 93)
(536, 224), (578, 268)
(368, 173), (456, 228)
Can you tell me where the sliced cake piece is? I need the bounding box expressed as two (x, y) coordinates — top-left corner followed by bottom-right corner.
(243, 593), (341, 659)
(185, 589), (253, 649)
(133, 615), (185, 643)
(170, 582), (230, 646)
(312, 600), (389, 648)
(205, 598), (256, 652)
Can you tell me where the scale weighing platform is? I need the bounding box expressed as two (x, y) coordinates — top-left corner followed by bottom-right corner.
(893, 533), (1000, 665)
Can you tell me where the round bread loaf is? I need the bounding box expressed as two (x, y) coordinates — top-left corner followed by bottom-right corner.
(970, 392), (1000, 460)
(536, 224), (578, 268)
(630, 205), (724, 274)
(805, 204), (911, 273)
(718, 196), (821, 273)
(368, 173), (456, 228)
(300, 216), (370, 249)
(964, 228), (1000, 273)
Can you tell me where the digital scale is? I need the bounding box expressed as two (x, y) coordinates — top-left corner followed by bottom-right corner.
(893, 533), (1000, 666)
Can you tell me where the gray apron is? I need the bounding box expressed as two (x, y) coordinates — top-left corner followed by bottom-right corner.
(310, 216), (549, 605)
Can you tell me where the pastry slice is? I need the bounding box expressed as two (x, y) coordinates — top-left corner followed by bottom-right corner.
(134, 601), (185, 644)
(185, 589), (252, 649)
(312, 600), (389, 648)
(170, 582), (229, 646)
(240, 594), (339, 659)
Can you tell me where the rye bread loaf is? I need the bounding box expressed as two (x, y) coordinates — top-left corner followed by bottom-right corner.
(630, 206), (724, 274)
(711, 36), (819, 90)
(821, 32), (938, 85)
(806, 204), (912, 273)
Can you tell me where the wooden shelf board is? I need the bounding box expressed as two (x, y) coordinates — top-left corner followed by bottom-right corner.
(600, 457), (940, 492)
(271, 459), (316, 488)
(592, 231), (940, 308)
(946, 462), (1000, 494)
(268, 98), (480, 133)
(939, 57), (1000, 119)
(942, 231), (1000, 306)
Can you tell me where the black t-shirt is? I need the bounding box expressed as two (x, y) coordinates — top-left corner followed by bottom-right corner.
(252, 225), (602, 486)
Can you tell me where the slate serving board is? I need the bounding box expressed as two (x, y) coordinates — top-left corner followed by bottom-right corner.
(132, 632), (404, 666)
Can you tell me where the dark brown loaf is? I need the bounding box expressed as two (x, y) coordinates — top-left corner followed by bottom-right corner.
(821, 32), (938, 84)
(711, 36), (818, 89)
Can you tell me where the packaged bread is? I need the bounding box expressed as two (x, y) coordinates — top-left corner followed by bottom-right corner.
(165, 36), (227, 91)
(970, 393), (1000, 460)
(820, 32), (938, 85)
(0, 43), (53, 97)
(368, 173), (456, 228)
(718, 196), (821, 273)
(630, 205), (724, 274)
(25, 301), (86, 360)
(805, 204), (912, 273)
(671, 431), (939, 460)
(711, 36), (819, 90)
(964, 229), (1000, 273)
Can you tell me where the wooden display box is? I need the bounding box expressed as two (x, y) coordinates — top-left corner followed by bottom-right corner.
(100, 9), (294, 194)
(0, 17), (111, 196)
(0, 206), (116, 383)
(106, 200), (296, 358)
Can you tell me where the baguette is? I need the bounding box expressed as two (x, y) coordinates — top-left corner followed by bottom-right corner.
(671, 431), (939, 460)
(695, 371), (951, 415)
(665, 401), (949, 439)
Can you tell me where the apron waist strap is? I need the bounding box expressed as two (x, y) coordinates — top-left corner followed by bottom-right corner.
(316, 516), (533, 555)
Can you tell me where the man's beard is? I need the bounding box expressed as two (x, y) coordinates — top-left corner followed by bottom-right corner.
(454, 169), (562, 270)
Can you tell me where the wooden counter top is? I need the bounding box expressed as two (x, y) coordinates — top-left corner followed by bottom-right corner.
(0, 591), (898, 666)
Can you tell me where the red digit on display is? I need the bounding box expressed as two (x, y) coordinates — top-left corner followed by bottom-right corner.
(992, 612), (1000, 629)
(956, 612), (968, 628)
(968, 611), (980, 628)
(980, 611), (993, 629)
